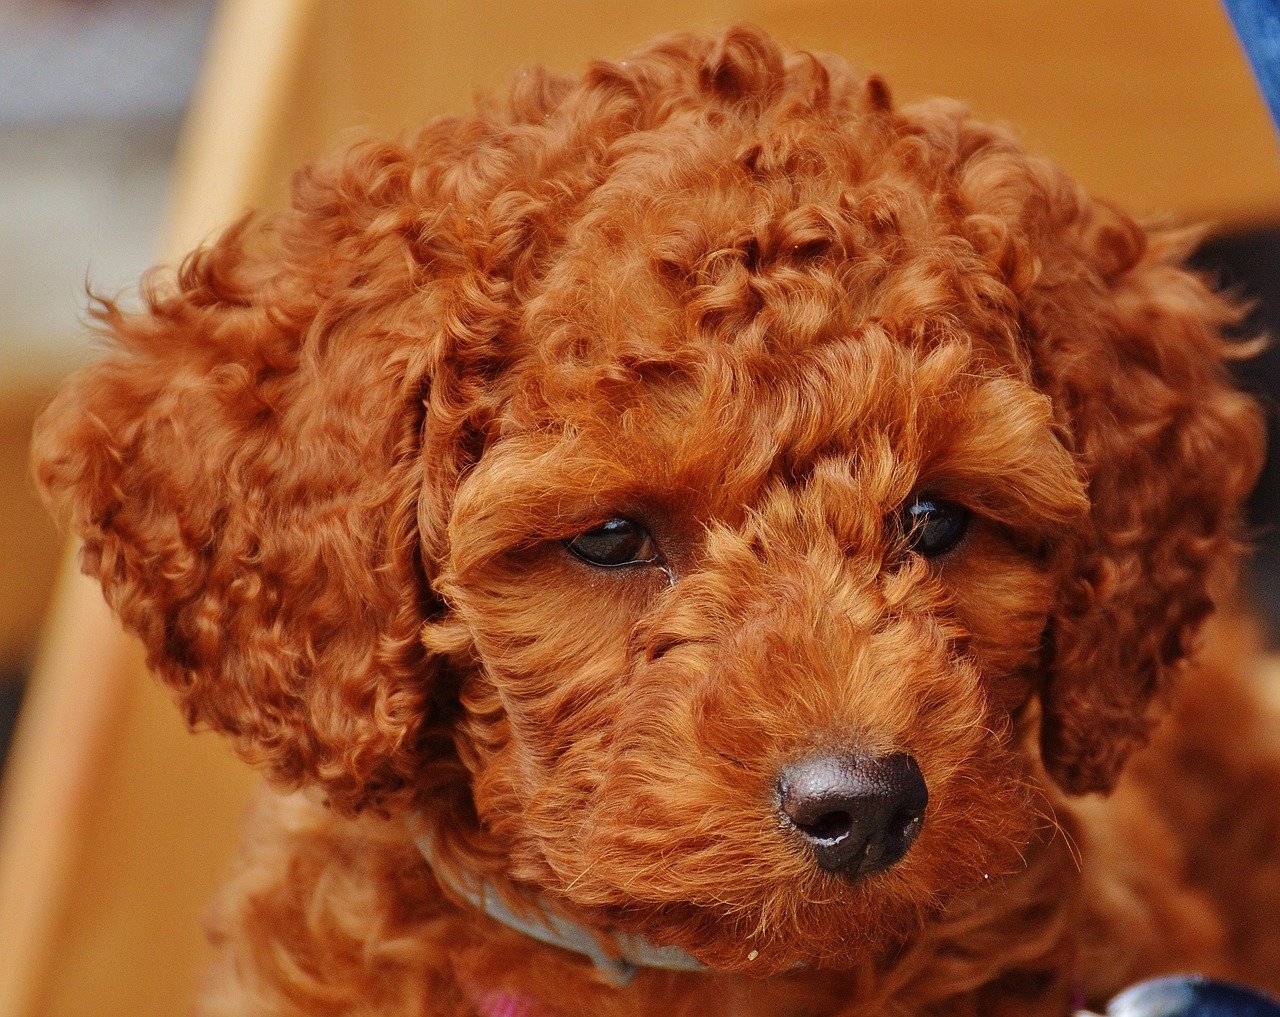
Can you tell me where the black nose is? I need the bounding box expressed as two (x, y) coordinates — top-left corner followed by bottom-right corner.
(777, 751), (928, 877)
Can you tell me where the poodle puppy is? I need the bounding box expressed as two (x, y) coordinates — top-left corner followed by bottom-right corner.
(31, 25), (1280, 1017)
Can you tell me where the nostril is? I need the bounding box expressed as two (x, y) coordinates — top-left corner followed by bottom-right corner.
(797, 809), (853, 843)
(892, 806), (923, 837)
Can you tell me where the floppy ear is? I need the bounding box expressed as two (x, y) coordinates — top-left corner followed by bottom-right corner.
(1028, 208), (1264, 794)
(31, 138), (482, 815)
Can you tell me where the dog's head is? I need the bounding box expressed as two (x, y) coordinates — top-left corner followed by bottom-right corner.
(33, 27), (1262, 975)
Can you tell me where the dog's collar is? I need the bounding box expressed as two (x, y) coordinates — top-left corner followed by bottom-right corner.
(410, 823), (710, 987)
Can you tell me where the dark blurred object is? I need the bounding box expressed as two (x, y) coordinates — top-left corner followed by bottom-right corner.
(1192, 227), (1280, 642)
(1081, 975), (1280, 1017)
(0, 384), (61, 776)
(0, 672), (23, 771)
(1221, 0), (1280, 131)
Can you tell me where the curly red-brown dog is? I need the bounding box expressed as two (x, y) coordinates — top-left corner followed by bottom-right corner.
(32, 25), (1280, 1017)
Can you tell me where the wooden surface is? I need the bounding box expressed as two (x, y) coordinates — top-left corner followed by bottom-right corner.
(0, 560), (258, 1017)
(759, 0), (1280, 227)
(0, 381), (62, 673)
(173, 0), (1280, 232)
(0, 2), (1277, 1017)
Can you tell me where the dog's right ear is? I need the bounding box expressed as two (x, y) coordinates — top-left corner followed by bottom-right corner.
(31, 135), (498, 815)
(1027, 214), (1264, 796)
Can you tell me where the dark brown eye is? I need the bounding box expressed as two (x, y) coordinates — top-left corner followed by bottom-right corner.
(566, 518), (658, 567)
(901, 497), (970, 558)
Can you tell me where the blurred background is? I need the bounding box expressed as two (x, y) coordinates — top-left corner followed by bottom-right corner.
(0, 1), (1276, 1014)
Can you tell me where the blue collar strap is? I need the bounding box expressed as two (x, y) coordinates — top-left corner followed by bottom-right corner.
(410, 823), (710, 987)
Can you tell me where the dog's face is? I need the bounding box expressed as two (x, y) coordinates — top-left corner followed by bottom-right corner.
(34, 28), (1261, 975)
(434, 152), (1089, 970)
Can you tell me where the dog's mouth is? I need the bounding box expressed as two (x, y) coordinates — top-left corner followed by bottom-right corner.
(458, 609), (1043, 975)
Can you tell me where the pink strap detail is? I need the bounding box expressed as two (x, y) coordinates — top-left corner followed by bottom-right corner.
(470, 988), (548, 1017)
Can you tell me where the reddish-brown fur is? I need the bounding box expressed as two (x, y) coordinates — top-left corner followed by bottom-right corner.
(30, 26), (1280, 1016)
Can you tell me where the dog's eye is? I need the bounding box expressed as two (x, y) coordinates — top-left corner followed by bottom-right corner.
(901, 497), (970, 558)
(566, 518), (658, 567)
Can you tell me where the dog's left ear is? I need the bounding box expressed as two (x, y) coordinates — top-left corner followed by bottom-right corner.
(1027, 207), (1264, 795)
(30, 136), (498, 816)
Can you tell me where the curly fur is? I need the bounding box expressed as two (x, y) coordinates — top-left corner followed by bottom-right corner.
(30, 26), (1280, 1016)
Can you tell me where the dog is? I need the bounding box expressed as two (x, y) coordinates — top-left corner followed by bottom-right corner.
(31, 25), (1280, 1017)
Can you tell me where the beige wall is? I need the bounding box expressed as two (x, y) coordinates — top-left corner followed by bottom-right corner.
(178, 0), (1280, 235)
